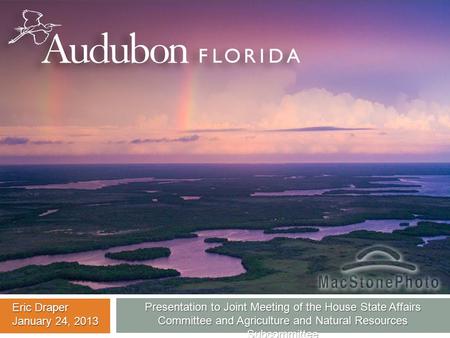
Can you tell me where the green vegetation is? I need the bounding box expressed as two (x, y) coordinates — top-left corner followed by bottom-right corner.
(0, 262), (179, 291)
(3, 190), (450, 263)
(4, 222), (450, 294)
(12, 279), (95, 294)
(395, 221), (450, 237)
(105, 247), (171, 261)
(1, 165), (450, 294)
(111, 231), (449, 294)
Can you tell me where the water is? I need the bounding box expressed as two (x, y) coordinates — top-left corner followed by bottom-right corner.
(71, 280), (146, 290)
(38, 209), (59, 217)
(17, 178), (200, 190)
(0, 219), (444, 286)
(19, 177), (157, 190)
(0, 234), (246, 278)
(251, 189), (335, 197)
(199, 219), (430, 242)
(1, 164), (450, 290)
(181, 196), (201, 201)
(251, 175), (450, 197)
(5, 165), (450, 197)
(417, 236), (448, 247)
(397, 176), (450, 197)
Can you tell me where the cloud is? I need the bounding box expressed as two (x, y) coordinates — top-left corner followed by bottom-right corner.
(183, 126), (372, 133)
(263, 126), (373, 132)
(3, 84), (450, 160)
(0, 137), (67, 146)
(130, 135), (200, 144)
(258, 88), (450, 133)
(0, 137), (29, 145)
(184, 128), (246, 133)
(68, 134), (92, 137)
(31, 140), (65, 145)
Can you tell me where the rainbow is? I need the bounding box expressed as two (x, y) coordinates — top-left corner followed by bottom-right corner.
(43, 64), (64, 126)
(177, 65), (196, 131)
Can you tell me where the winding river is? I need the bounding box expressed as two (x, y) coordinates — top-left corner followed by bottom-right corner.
(0, 218), (447, 290)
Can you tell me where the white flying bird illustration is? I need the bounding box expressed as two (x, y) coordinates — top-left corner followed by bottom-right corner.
(8, 10), (61, 45)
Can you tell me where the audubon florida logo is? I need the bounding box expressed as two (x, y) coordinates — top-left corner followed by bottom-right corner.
(318, 245), (440, 292)
(8, 9), (301, 65)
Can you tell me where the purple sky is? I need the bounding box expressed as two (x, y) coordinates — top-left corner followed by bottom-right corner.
(1, 0), (450, 163)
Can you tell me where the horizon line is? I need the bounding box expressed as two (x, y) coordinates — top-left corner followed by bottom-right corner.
(1, 161), (450, 166)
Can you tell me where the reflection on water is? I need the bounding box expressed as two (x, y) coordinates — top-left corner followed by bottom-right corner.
(18, 178), (200, 190)
(1, 218), (447, 285)
(70, 280), (146, 290)
(181, 196), (201, 201)
(417, 236), (448, 247)
(20, 177), (157, 190)
(0, 235), (245, 278)
(19, 174), (450, 196)
(38, 209), (59, 217)
(251, 175), (450, 197)
(397, 176), (450, 197)
(251, 189), (334, 196)
(198, 219), (431, 241)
